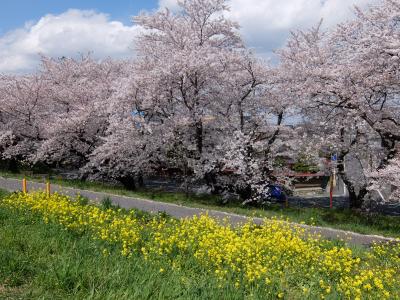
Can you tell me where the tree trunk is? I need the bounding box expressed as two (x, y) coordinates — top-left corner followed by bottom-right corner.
(79, 171), (89, 181)
(137, 173), (144, 188)
(337, 152), (368, 209)
(118, 175), (136, 191)
(347, 185), (366, 209)
(238, 101), (244, 132)
(237, 184), (252, 202)
(204, 171), (222, 194)
(7, 159), (19, 173)
(195, 120), (203, 155)
(183, 163), (189, 198)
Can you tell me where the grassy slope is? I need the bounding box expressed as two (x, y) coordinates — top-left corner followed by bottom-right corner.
(1, 171), (400, 238)
(0, 190), (374, 300)
(0, 194), (269, 300)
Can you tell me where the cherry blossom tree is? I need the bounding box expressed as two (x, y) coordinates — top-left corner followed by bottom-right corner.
(197, 59), (300, 201)
(277, 0), (400, 207)
(0, 73), (47, 171)
(83, 73), (176, 189)
(34, 55), (124, 172)
(128, 0), (245, 189)
(107, 0), (296, 200)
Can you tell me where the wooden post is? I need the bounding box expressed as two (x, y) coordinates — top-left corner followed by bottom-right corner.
(46, 181), (51, 197)
(22, 178), (27, 194)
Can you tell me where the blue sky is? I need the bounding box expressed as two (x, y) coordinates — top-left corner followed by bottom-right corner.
(0, 1), (158, 35)
(0, 0), (377, 73)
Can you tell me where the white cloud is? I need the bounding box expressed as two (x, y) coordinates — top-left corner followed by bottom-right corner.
(227, 0), (378, 51)
(158, 0), (179, 10)
(1, 1), (379, 73)
(0, 9), (139, 74)
(158, 0), (181, 11)
(158, 0), (378, 58)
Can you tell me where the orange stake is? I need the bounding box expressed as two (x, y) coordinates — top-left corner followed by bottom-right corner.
(46, 181), (51, 197)
(22, 178), (27, 194)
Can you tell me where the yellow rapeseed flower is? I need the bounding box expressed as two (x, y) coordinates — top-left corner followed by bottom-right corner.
(1, 191), (399, 299)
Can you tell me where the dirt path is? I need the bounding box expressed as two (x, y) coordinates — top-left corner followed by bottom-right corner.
(0, 176), (397, 246)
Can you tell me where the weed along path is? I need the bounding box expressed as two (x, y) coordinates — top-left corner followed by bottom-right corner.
(0, 176), (397, 246)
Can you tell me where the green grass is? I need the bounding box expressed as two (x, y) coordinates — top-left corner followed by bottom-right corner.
(1, 171), (400, 238)
(0, 200), (273, 299)
(0, 191), (377, 299)
(0, 189), (9, 199)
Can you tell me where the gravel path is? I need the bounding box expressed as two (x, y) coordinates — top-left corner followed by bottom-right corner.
(0, 176), (397, 246)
